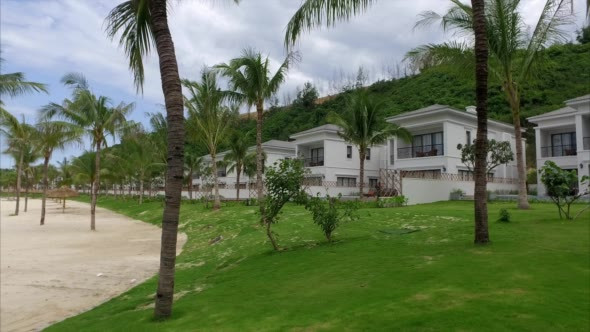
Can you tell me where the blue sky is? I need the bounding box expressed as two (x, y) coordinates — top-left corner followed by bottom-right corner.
(1, 0), (587, 168)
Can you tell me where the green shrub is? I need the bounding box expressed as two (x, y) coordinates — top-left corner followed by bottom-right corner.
(305, 194), (358, 242)
(498, 209), (511, 222)
(376, 195), (408, 208)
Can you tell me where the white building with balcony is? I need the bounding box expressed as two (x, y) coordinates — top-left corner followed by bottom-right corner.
(289, 124), (387, 193)
(385, 104), (523, 180)
(527, 95), (590, 196)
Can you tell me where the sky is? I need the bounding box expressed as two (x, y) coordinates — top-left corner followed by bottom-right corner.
(1, 0), (587, 168)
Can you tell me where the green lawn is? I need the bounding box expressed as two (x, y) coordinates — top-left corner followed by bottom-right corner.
(47, 198), (590, 331)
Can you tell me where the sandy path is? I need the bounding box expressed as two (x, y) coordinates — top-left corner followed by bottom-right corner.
(0, 198), (186, 332)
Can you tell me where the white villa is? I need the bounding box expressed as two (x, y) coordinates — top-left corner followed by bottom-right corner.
(527, 95), (590, 196)
(191, 104), (523, 203)
(386, 104), (522, 179)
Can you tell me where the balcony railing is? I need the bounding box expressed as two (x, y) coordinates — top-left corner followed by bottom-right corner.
(540, 144), (577, 158)
(303, 158), (324, 167)
(397, 144), (444, 159)
(584, 137), (590, 150)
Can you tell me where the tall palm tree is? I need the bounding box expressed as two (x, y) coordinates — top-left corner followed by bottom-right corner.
(183, 69), (237, 210)
(223, 131), (251, 200)
(42, 72), (133, 230)
(35, 119), (81, 225)
(184, 148), (203, 200)
(327, 92), (410, 197)
(406, 0), (574, 210)
(0, 111), (35, 215)
(215, 49), (294, 213)
(105, 0), (241, 316)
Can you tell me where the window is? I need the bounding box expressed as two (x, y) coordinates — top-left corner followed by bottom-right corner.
(412, 132), (443, 157)
(346, 146), (352, 159)
(337, 177), (357, 187)
(366, 148), (371, 160)
(369, 178), (378, 188)
(466, 131), (472, 145)
(551, 132), (577, 156)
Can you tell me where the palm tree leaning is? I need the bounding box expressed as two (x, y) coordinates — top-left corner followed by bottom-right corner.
(407, 0), (574, 210)
(183, 69), (237, 210)
(42, 72), (132, 230)
(215, 49), (294, 215)
(35, 119), (82, 226)
(223, 131), (251, 201)
(327, 92), (411, 198)
(105, 0), (238, 318)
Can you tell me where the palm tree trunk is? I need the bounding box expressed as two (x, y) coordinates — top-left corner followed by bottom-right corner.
(211, 153), (221, 210)
(24, 180), (29, 212)
(14, 150), (23, 216)
(150, 0), (185, 320)
(236, 164), (241, 201)
(505, 83), (529, 209)
(40, 155), (50, 226)
(256, 101), (264, 214)
(359, 149), (366, 198)
(472, 0), (490, 245)
(188, 170), (193, 200)
(91, 142), (101, 231)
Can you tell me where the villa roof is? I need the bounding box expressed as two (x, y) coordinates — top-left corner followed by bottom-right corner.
(386, 104), (515, 131)
(289, 124), (342, 139)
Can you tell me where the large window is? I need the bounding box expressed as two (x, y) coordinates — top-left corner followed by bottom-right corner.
(337, 177), (357, 187)
(551, 132), (577, 157)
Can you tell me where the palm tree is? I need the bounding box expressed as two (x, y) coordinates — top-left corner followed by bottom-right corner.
(0, 58), (47, 108)
(35, 119), (81, 225)
(215, 49), (294, 213)
(327, 92), (410, 197)
(184, 148), (203, 200)
(0, 111), (36, 215)
(183, 69), (237, 210)
(406, 0), (574, 210)
(42, 72), (133, 230)
(105, 0), (242, 317)
(223, 131), (251, 201)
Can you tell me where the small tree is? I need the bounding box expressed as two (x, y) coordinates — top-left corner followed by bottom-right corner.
(540, 161), (589, 220)
(457, 139), (514, 174)
(305, 194), (358, 242)
(261, 158), (307, 251)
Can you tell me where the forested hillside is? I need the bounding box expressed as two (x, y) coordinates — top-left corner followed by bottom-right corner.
(232, 42), (589, 161)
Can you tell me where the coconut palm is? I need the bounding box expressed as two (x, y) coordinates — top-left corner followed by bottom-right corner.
(35, 119), (81, 225)
(223, 131), (252, 201)
(215, 49), (294, 213)
(0, 111), (36, 215)
(183, 69), (237, 210)
(42, 72), (133, 230)
(184, 148), (204, 200)
(327, 91), (410, 197)
(406, 0), (574, 210)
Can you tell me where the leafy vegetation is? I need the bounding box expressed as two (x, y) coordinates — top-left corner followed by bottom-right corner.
(47, 198), (590, 331)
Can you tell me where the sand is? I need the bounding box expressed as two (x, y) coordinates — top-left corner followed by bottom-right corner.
(0, 198), (187, 332)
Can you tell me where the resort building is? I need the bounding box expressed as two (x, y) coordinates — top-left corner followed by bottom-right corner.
(527, 95), (590, 196)
(385, 104), (523, 180)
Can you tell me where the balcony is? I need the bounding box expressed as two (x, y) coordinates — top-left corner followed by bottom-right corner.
(397, 144), (444, 159)
(303, 157), (324, 167)
(540, 144), (577, 158)
(584, 137), (590, 150)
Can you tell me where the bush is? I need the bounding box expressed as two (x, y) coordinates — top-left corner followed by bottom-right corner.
(376, 195), (408, 208)
(305, 194), (358, 242)
(498, 208), (511, 222)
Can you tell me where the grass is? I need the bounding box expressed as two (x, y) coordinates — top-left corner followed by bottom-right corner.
(47, 197), (589, 331)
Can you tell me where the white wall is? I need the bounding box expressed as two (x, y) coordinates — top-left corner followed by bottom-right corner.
(401, 178), (518, 205)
